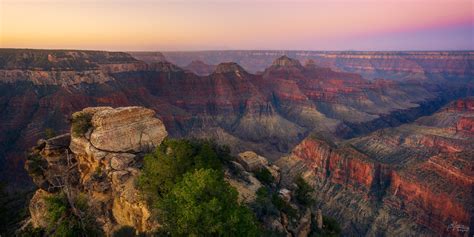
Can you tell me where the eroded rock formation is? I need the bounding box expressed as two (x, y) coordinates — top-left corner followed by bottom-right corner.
(277, 98), (474, 236)
(26, 106), (168, 234)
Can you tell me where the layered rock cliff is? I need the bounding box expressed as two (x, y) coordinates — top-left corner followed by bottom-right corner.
(26, 106), (167, 234)
(0, 49), (146, 86)
(277, 98), (474, 236)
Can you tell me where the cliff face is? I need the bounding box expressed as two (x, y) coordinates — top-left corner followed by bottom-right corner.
(0, 49), (145, 86)
(277, 98), (474, 236)
(26, 106), (168, 233)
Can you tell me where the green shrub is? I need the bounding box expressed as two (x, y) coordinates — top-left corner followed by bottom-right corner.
(294, 176), (314, 206)
(251, 187), (279, 219)
(271, 193), (297, 219)
(26, 154), (47, 176)
(138, 139), (260, 236)
(157, 168), (259, 236)
(138, 139), (228, 202)
(71, 113), (92, 137)
(44, 192), (103, 237)
(255, 167), (274, 185)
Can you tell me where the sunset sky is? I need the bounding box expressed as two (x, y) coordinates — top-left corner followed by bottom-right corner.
(0, 0), (472, 51)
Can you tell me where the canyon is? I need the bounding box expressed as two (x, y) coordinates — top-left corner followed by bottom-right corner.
(277, 98), (474, 236)
(0, 49), (473, 236)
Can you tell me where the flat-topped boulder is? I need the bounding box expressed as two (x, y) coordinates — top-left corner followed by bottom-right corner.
(74, 106), (167, 153)
(237, 151), (280, 182)
(237, 151), (269, 172)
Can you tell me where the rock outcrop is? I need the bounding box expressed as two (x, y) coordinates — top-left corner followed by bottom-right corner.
(26, 106), (168, 234)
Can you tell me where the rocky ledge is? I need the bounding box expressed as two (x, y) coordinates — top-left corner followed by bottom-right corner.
(26, 106), (168, 233)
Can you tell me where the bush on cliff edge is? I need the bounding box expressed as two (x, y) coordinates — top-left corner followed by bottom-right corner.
(158, 169), (259, 236)
(71, 113), (92, 137)
(138, 139), (259, 236)
(44, 192), (103, 237)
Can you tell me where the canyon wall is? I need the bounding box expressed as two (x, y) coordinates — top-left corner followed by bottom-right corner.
(277, 98), (474, 236)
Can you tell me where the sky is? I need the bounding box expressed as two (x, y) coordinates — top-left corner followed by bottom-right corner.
(0, 0), (473, 51)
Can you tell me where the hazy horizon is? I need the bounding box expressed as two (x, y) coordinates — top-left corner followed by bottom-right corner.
(1, 0), (472, 51)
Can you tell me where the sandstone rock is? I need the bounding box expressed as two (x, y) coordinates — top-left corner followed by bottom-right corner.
(90, 107), (167, 153)
(316, 208), (323, 230)
(237, 151), (269, 172)
(26, 106), (168, 235)
(226, 171), (262, 203)
(278, 188), (292, 202)
(111, 170), (131, 186)
(40, 133), (71, 159)
(112, 196), (155, 233)
(268, 164), (281, 183)
(296, 208), (312, 237)
(109, 153), (135, 170)
(29, 189), (52, 228)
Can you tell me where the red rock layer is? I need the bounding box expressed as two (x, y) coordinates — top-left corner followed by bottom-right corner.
(290, 138), (378, 192)
(284, 100), (473, 236)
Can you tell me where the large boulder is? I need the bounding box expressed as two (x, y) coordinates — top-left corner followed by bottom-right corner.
(237, 151), (269, 172)
(89, 107), (167, 153)
(237, 151), (281, 182)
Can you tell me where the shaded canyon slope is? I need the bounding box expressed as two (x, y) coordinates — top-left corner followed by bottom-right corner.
(277, 98), (474, 236)
(0, 49), (473, 188)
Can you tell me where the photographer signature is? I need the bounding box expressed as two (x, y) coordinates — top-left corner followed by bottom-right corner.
(447, 222), (469, 233)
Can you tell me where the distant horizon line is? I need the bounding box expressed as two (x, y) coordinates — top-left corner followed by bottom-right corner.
(1, 47), (474, 53)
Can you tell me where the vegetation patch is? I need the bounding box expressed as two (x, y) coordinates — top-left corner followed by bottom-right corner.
(44, 128), (56, 139)
(271, 193), (297, 219)
(158, 169), (259, 236)
(43, 192), (103, 237)
(294, 176), (315, 206)
(254, 167), (275, 185)
(138, 139), (259, 236)
(71, 113), (92, 137)
(25, 154), (47, 177)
